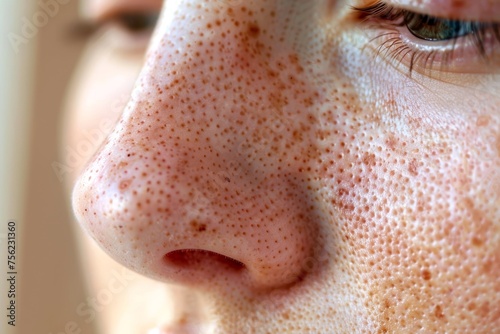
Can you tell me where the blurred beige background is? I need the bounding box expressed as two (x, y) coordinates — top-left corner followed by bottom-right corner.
(1, 0), (96, 333)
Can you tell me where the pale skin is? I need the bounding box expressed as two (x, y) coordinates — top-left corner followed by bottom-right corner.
(63, 0), (500, 333)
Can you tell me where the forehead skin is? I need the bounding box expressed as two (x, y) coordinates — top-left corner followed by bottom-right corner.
(71, 0), (500, 332)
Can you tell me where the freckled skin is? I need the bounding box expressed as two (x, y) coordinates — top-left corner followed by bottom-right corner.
(66, 0), (500, 333)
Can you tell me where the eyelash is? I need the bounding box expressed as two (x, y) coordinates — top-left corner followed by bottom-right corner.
(353, 1), (500, 75)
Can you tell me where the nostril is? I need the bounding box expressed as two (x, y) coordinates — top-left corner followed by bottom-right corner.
(163, 249), (245, 272)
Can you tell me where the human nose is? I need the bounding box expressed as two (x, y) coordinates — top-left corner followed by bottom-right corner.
(72, 0), (325, 291)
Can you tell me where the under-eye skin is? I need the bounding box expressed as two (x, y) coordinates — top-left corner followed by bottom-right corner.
(353, 1), (500, 75)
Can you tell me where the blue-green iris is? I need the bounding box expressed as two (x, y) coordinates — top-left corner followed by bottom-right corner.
(405, 13), (473, 41)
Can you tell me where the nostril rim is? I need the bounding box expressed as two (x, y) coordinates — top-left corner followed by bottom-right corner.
(163, 249), (245, 271)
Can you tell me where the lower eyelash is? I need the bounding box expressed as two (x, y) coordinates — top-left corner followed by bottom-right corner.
(352, 1), (500, 76)
(366, 28), (460, 76)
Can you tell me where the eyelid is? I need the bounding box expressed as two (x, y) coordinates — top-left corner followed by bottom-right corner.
(379, 0), (500, 22)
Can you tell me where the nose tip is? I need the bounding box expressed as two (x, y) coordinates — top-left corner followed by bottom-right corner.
(72, 0), (323, 291)
(72, 148), (320, 290)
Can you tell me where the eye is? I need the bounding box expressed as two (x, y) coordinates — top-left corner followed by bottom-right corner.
(353, 1), (500, 76)
(69, 12), (160, 51)
(405, 13), (472, 41)
(111, 12), (160, 34)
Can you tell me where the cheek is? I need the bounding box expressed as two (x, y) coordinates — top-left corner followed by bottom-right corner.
(316, 71), (500, 330)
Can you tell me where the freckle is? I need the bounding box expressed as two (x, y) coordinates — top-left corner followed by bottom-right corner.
(463, 197), (474, 211)
(408, 159), (418, 176)
(247, 23), (260, 38)
(434, 305), (445, 319)
(119, 180), (131, 190)
(479, 302), (490, 317)
(467, 302), (476, 311)
(118, 161), (128, 168)
(362, 152), (376, 166)
(267, 70), (278, 78)
(383, 298), (391, 309)
(422, 269), (431, 280)
(476, 115), (490, 127)
(482, 259), (493, 274)
(471, 235), (484, 247)
(190, 220), (206, 233)
(385, 135), (397, 151)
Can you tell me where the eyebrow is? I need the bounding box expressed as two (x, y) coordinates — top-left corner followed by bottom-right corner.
(383, 0), (500, 21)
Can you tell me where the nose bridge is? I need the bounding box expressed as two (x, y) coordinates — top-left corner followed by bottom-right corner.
(73, 0), (325, 290)
(129, 1), (283, 141)
(150, 0), (279, 66)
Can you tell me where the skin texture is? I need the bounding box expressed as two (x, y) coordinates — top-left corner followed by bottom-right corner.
(386, 0), (500, 21)
(64, 0), (500, 333)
